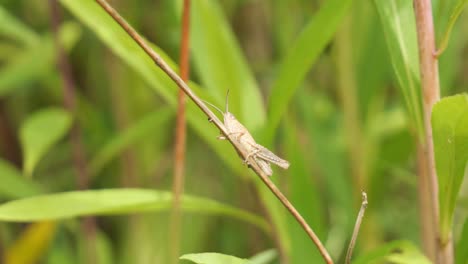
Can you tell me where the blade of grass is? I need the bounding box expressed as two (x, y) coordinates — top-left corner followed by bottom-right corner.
(19, 108), (72, 177)
(59, 0), (245, 177)
(0, 6), (39, 46)
(0, 159), (42, 199)
(435, 0), (468, 57)
(265, 0), (352, 143)
(89, 108), (172, 177)
(0, 189), (270, 234)
(0, 22), (81, 97)
(175, 0), (265, 129)
(374, 0), (424, 139)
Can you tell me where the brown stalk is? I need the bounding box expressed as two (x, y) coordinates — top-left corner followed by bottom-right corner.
(49, 1), (96, 263)
(345, 192), (368, 264)
(95, 0), (333, 263)
(170, 0), (191, 263)
(413, 0), (452, 263)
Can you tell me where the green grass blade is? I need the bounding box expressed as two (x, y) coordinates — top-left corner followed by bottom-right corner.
(89, 108), (173, 177)
(177, 0), (265, 129)
(265, 0), (352, 142)
(19, 108), (73, 177)
(0, 188), (270, 234)
(180, 252), (246, 264)
(0, 159), (42, 199)
(0, 22), (81, 97)
(283, 117), (326, 263)
(59, 0), (245, 176)
(374, 0), (424, 139)
(431, 93), (468, 243)
(0, 6), (39, 46)
(247, 249), (277, 264)
(353, 240), (431, 264)
(456, 218), (468, 264)
(435, 0), (468, 56)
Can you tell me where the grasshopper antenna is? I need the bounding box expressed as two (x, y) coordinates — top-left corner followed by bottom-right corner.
(202, 99), (224, 116)
(225, 89), (230, 113)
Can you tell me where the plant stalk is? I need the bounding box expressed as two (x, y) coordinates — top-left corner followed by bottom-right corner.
(95, 0), (333, 262)
(413, 0), (452, 263)
(170, 0), (191, 263)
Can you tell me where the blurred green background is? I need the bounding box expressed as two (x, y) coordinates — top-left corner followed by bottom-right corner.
(0, 0), (467, 263)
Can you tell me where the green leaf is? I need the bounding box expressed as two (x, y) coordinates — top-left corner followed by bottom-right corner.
(431, 93), (468, 243)
(265, 0), (352, 142)
(0, 159), (42, 199)
(435, 0), (468, 56)
(180, 252), (247, 264)
(89, 108), (173, 176)
(374, 0), (424, 139)
(0, 189), (270, 234)
(59, 0), (245, 177)
(456, 217), (468, 264)
(283, 116), (325, 263)
(0, 22), (81, 97)
(178, 0), (265, 130)
(353, 240), (430, 264)
(20, 108), (73, 176)
(247, 249), (277, 264)
(0, 6), (39, 46)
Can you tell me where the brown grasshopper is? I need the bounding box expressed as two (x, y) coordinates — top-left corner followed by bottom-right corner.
(205, 91), (290, 176)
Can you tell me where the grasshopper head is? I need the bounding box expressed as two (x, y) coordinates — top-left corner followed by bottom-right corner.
(224, 112), (236, 123)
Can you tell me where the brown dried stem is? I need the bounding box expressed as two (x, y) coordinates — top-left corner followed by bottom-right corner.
(95, 0), (333, 262)
(170, 0), (191, 263)
(49, 0), (96, 263)
(345, 192), (368, 264)
(413, 0), (451, 263)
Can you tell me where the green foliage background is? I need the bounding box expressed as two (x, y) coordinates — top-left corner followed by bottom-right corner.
(0, 0), (467, 263)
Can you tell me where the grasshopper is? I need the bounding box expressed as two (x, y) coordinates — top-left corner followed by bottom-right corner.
(205, 91), (290, 176)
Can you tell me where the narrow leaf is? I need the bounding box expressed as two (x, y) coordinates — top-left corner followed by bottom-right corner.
(0, 159), (42, 199)
(247, 249), (277, 264)
(436, 0), (468, 56)
(4, 221), (57, 264)
(265, 0), (352, 142)
(0, 22), (81, 97)
(176, 0), (265, 130)
(20, 108), (72, 176)
(180, 252), (247, 264)
(432, 93), (468, 243)
(59, 0), (245, 177)
(0, 189), (270, 234)
(456, 217), (468, 264)
(374, 0), (424, 139)
(0, 6), (39, 46)
(353, 240), (430, 264)
(89, 108), (172, 176)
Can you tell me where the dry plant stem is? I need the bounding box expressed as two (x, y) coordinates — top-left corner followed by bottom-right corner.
(413, 0), (451, 263)
(49, 1), (96, 263)
(170, 0), (191, 263)
(345, 192), (368, 264)
(95, 1), (333, 263)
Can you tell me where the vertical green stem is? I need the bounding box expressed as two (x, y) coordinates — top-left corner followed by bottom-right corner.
(413, 0), (452, 263)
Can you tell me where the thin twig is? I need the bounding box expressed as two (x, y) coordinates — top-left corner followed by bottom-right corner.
(49, 1), (96, 263)
(345, 192), (368, 264)
(413, 0), (449, 263)
(170, 0), (191, 263)
(95, 0), (333, 263)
